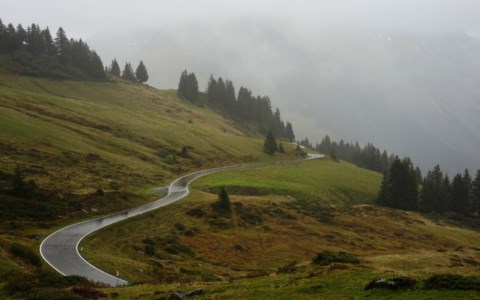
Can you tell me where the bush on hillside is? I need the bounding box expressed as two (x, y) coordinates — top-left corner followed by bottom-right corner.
(424, 274), (480, 290)
(72, 286), (107, 299)
(9, 243), (42, 267)
(365, 275), (417, 290)
(213, 187), (231, 214)
(312, 251), (359, 266)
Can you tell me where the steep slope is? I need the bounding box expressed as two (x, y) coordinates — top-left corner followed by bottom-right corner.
(0, 73), (290, 193)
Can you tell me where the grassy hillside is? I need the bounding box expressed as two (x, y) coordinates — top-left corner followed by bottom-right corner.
(2, 72), (480, 299)
(81, 159), (382, 281)
(0, 72), (299, 298)
(195, 158), (381, 205)
(0, 74), (293, 192)
(0, 72), (299, 230)
(78, 159), (480, 299)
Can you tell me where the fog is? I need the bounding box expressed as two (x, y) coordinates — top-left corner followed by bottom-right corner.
(3, 0), (480, 173)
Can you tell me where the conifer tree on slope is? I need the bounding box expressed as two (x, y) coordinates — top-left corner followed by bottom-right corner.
(473, 170), (480, 218)
(177, 70), (199, 101)
(285, 122), (295, 143)
(122, 62), (136, 81)
(264, 130), (278, 155)
(217, 187), (231, 212)
(206, 75), (218, 104)
(420, 165), (449, 213)
(450, 170), (472, 216)
(187, 72), (199, 100)
(110, 58), (121, 76)
(135, 60), (149, 83)
(54, 27), (69, 62)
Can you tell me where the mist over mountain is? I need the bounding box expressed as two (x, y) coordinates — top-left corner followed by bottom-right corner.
(89, 19), (480, 174)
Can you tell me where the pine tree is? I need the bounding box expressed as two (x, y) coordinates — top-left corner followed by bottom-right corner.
(263, 130), (278, 155)
(285, 122), (295, 143)
(110, 58), (120, 76)
(377, 172), (391, 207)
(224, 80), (236, 114)
(177, 70), (188, 99)
(16, 24), (27, 50)
(278, 142), (285, 153)
(381, 150), (390, 173)
(88, 50), (106, 80)
(177, 70), (198, 101)
(122, 62), (136, 81)
(54, 27), (69, 62)
(472, 170), (480, 218)
(206, 74), (217, 103)
(26, 24), (44, 54)
(41, 27), (56, 55)
(415, 166), (423, 184)
(216, 187), (231, 212)
(4, 23), (17, 52)
(187, 72), (199, 100)
(331, 149), (338, 162)
(237, 87), (251, 119)
(215, 77), (226, 107)
(450, 170), (472, 215)
(135, 60), (149, 83)
(272, 108), (284, 138)
(319, 135), (332, 154)
(420, 165), (448, 213)
(0, 19), (5, 52)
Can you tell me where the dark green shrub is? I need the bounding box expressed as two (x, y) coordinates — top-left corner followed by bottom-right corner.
(144, 244), (155, 256)
(424, 274), (480, 290)
(277, 260), (298, 274)
(174, 222), (186, 231)
(213, 187), (231, 214)
(235, 203), (263, 225)
(26, 289), (82, 300)
(71, 286), (107, 299)
(9, 243), (42, 267)
(365, 276), (417, 290)
(4, 273), (35, 295)
(312, 251), (359, 266)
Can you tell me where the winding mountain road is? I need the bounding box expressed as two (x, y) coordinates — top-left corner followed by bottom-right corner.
(40, 155), (322, 286)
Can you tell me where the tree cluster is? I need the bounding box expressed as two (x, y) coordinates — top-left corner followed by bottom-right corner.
(106, 59), (149, 83)
(376, 156), (419, 211)
(205, 74), (295, 140)
(0, 19), (105, 80)
(376, 158), (480, 218)
(421, 166), (480, 217)
(177, 70), (199, 101)
(315, 135), (402, 174)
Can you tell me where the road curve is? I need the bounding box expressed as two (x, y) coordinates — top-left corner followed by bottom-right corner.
(40, 155), (322, 286)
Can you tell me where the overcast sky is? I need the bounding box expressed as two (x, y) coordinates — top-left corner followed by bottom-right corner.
(2, 0), (480, 39)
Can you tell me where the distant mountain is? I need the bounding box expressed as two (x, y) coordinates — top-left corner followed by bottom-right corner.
(89, 20), (480, 174)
